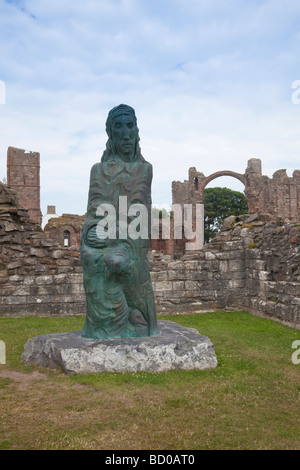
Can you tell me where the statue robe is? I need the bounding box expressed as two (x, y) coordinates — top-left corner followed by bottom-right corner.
(80, 156), (159, 339)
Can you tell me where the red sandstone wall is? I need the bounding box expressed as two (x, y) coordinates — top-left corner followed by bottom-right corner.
(7, 147), (41, 225)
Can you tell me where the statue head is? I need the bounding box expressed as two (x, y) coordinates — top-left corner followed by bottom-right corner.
(103, 104), (141, 163)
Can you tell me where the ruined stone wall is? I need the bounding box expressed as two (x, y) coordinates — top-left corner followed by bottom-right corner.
(242, 215), (300, 327)
(0, 183), (85, 317)
(6, 147), (41, 225)
(172, 172), (203, 258)
(44, 213), (86, 250)
(0, 182), (299, 329)
(151, 218), (249, 315)
(173, 159), (300, 225)
(151, 213), (300, 329)
(244, 160), (300, 221)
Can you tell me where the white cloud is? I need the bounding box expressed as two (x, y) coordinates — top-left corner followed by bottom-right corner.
(0, 0), (300, 216)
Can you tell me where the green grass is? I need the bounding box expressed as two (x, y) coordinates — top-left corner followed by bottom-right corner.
(0, 311), (299, 450)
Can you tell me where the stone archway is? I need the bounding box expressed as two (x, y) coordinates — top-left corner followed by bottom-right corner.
(195, 170), (246, 204)
(171, 158), (300, 256)
(192, 170), (247, 246)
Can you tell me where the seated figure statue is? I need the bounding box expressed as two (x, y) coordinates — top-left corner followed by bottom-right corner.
(80, 104), (159, 339)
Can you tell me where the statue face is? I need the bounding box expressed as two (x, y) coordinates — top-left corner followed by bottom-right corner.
(111, 113), (137, 159)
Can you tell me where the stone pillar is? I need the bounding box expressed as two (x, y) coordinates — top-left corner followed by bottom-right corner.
(7, 147), (41, 225)
(246, 158), (262, 176)
(244, 158), (263, 213)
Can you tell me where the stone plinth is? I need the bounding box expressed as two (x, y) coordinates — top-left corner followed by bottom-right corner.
(21, 321), (217, 374)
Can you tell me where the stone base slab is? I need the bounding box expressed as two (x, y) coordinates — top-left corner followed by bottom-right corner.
(21, 320), (218, 374)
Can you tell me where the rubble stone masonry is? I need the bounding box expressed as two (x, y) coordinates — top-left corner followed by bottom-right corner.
(150, 213), (300, 329)
(0, 183), (84, 317)
(173, 158), (300, 225)
(0, 181), (299, 329)
(7, 147), (42, 225)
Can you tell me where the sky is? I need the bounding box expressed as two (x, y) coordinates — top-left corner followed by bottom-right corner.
(0, 0), (300, 217)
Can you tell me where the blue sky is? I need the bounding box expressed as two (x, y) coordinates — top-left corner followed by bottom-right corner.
(0, 0), (300, 216)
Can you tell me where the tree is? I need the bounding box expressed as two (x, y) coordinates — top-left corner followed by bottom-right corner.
(204, 187), (248, 243)
(151, 207), (170, 219)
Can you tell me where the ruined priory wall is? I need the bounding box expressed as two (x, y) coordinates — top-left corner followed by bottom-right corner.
(0, 183), (85, 317)
(1, 182), (299, 328)
(152, 214), (300, 329)
(6, 147), (42, 225)
(151, 223), (249, 315)
(242, 216), (300, 328)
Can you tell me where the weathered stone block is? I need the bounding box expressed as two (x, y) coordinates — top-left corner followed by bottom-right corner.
(52, 274), (68, 284)
(30, 247), (48, 258)
(150, 272), (159, 281)
(246, 249), (261, 259)
(21, 320), (218, 374)
(231, 271), (246, 280)
(68, 273), (83, 284)
(36, 275), (53, 285)
(66, 251), (79, 258)
(215, 252), (231, 260)
(27, 295), (51, 304)
(51, 249), (66, 259)
(9, 275), (23, 282)
(14, 285), (31, 295)
(283, 283), (300, 296)
(55, 259), (70, 266)
(228, 279), (245, 289)
(253, 260), (267, 270)
(4, 295), (27, 305)
(184, 260), (199, 270)
(60, 283), (81, 295)
(168, 269), (186, 281)
(172, 281), (185, 290)
(57, 267), (73, 274)
(204, 252), (216, 260)
(155, 281), (173, 291)
(190, 271), (212, 281)
(0, 235), (12, 244)
(258, 271), (271, 281)
(36, 285), (60, 296)
(156, 271), (168, 281)
(35, 265), (47, 273)
(219, 260), (228, 273)
(24, 258), (37, 266)
(228, 259), (244, 272)
(4, 221), (23, 232)
(7, 259), (23, 270)
(40, 238), (56, 247)
(168, 261), (185, 270)
(23, 276), (36, 285)
(185, 280), (199, 290)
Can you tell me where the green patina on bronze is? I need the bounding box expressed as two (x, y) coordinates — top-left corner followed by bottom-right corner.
(81, 104), (159, 339)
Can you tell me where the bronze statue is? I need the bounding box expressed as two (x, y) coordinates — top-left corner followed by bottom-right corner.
(81, 105), (159, 339)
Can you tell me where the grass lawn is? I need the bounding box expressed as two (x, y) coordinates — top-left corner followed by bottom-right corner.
(0, 311), (299, 450)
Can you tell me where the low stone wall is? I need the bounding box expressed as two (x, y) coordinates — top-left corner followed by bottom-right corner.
(0, 183), (85, 317)
(242, 216), (300, 328)
(1, 273), (85, 317)
(152, 214), (300, 329)
(1, 182), (299, 328)
(151, 222), (248, 314)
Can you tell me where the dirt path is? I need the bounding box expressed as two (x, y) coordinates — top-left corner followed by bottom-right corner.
(0, 368), (48, 384)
